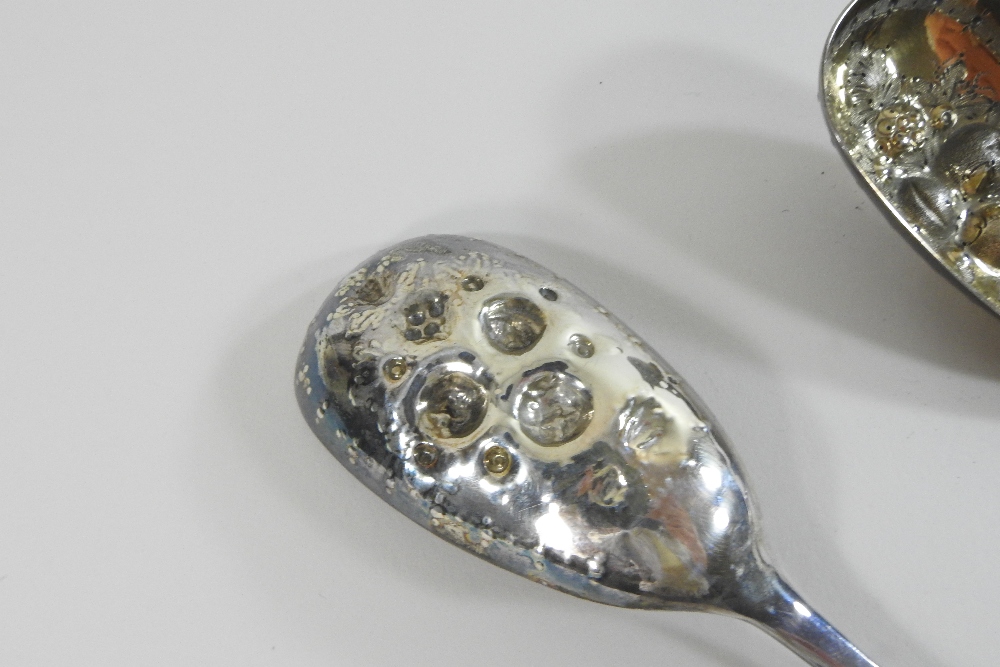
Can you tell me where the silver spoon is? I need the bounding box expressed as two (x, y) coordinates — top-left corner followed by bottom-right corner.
(295, 235), (877, 666)
(823, 0), (1000, 316)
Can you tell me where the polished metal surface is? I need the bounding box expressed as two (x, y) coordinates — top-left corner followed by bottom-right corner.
(823, 0), (1000, 316)
(295, 235), (877, 667)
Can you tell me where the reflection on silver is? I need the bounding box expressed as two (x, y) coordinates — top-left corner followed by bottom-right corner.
(617, 396), (672, 451)
(568, 333), (595, 358)
(584, 463), (628, 507)
(513, 370), (594, 445)
(295, 235), (878, 666)
(479, 295), (546, 354)
(823, 0), (1000, 316)
(482, 444), (512, 476)
(415, 368), (488, 440)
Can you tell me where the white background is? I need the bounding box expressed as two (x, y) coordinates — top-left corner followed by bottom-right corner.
(2, 2), (998, 665)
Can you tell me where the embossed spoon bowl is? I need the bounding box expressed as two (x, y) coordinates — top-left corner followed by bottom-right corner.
(823, 0), (1000, 316)
(295, 235), (877, 666)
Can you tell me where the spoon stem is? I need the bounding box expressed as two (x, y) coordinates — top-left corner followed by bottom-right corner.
(734, 575), (877, 667)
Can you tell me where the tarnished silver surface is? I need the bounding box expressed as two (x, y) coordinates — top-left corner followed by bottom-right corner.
(823, 0), (1000, 316)
(295, 235), (877, 667)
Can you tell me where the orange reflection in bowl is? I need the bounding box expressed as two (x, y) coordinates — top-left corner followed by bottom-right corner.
(926, 11), (1000, 100)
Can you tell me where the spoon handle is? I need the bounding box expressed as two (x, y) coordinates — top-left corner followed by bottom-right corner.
(735, 575), (878, 667)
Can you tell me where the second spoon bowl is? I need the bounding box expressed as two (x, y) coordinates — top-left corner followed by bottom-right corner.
(823, 0), (1000, 316)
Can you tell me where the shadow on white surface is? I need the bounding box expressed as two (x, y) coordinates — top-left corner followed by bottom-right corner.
(571, 129), (1000, 401)
(563, 44), (1000, 397)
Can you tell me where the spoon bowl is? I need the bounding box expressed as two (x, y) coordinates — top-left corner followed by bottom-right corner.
(823, 0), (1000, 316)
(295, 235), (877, 666)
